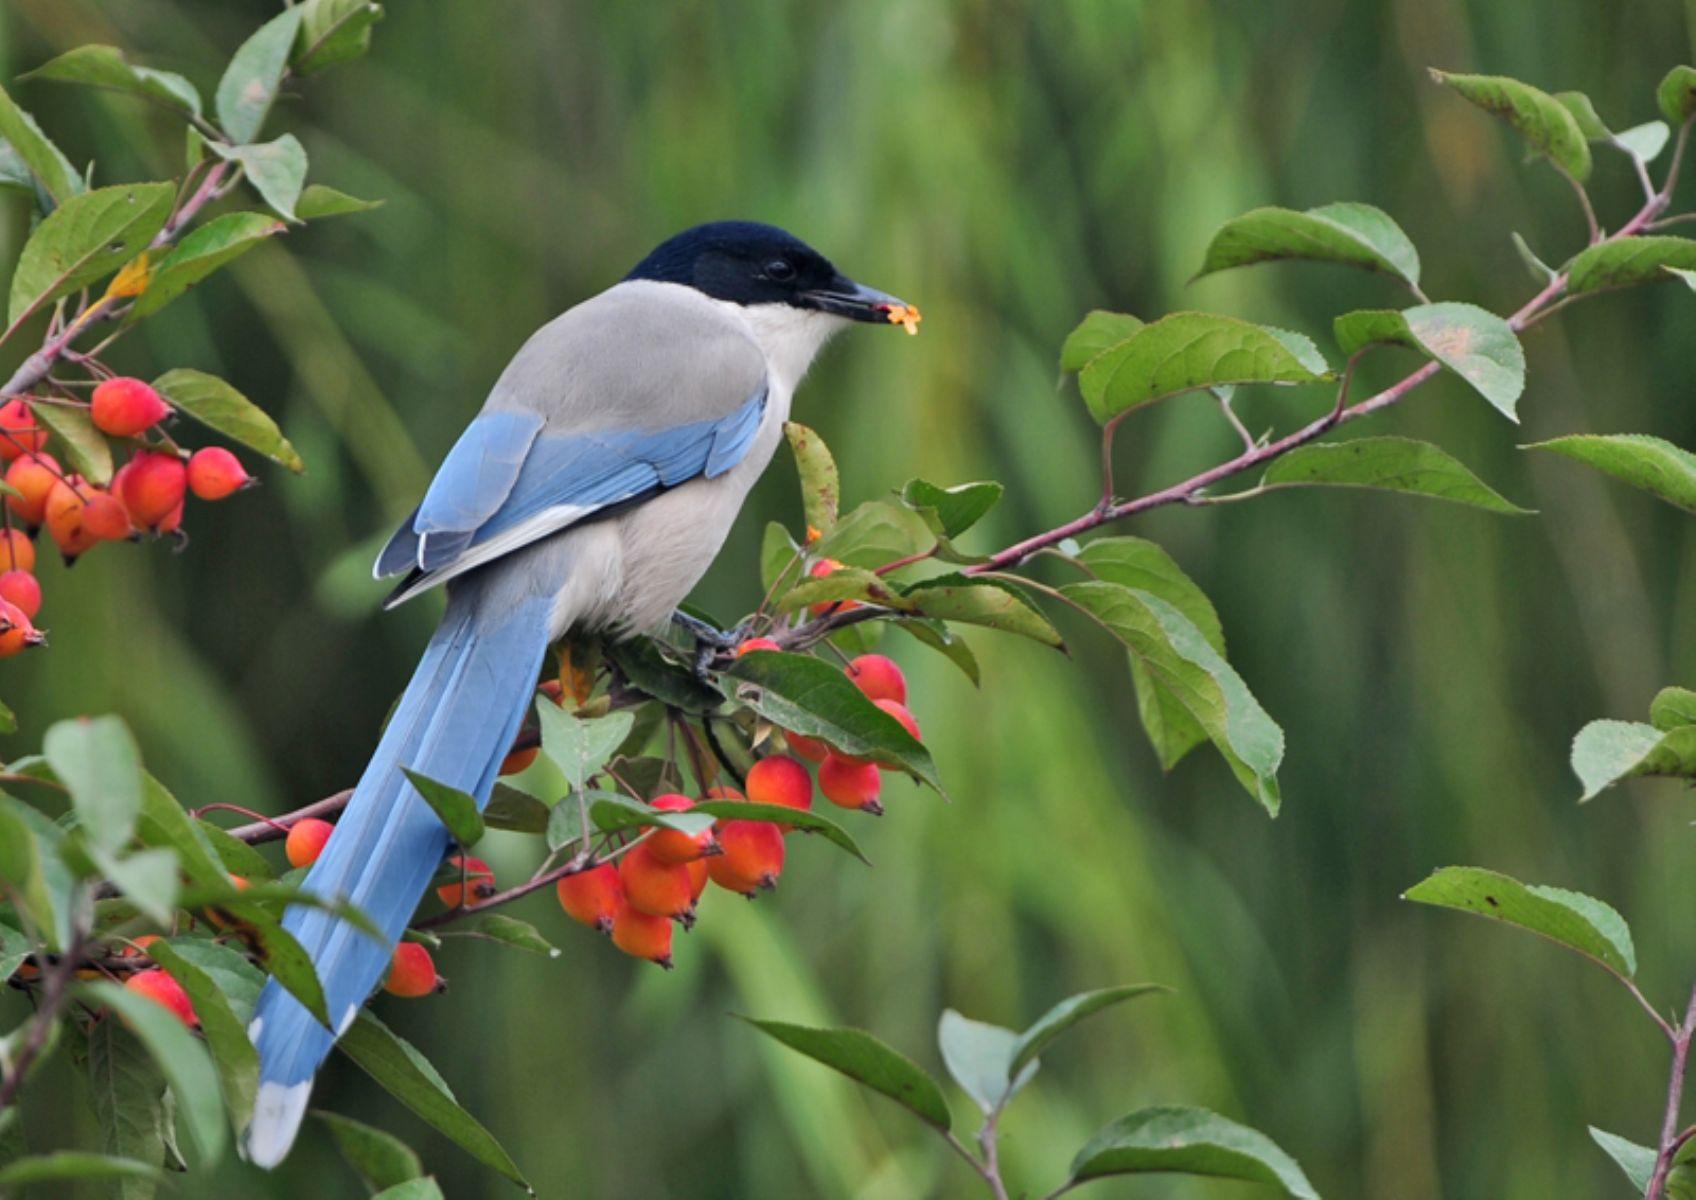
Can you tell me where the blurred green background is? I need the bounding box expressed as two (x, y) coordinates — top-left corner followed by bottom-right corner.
(6, 1), (1696, 1196)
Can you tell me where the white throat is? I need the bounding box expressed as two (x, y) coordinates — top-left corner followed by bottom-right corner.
(725, 301), (846, 393)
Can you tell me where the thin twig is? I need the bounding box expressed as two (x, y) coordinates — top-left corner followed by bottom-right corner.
(1647, 983), (1696, 1199)
(0, 929), (84, 1111)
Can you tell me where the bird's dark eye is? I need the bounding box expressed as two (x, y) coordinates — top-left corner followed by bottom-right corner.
(764, 258), (796, 282)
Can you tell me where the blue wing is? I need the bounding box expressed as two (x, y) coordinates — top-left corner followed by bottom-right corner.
(375, 381), (768, 606)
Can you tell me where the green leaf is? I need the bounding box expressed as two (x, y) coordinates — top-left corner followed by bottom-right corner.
(144, 939), (260, 1129)
(132, 211), (285, 319)
(45, 715), (142, 853)
(1554, 91), (1610, 140)
(483, 784), (550, 834)
(88, 848), (179, 926)
(0, 1152), (163, 1188)
(1430, 68), (1592, 181)
(372, 1180), (446, 1200)
(0, 794), (74, 950)
(1008, 984), (1169, 1077)
(30, 401), (114, 484)
(1061, 583), (1283, 813)
(536, 703), (635, 792)
(692, 799), (870, 865)
(235, 908), (330, 1028)
(1334, 303), (1525, 421)
(584, 792), (712, 839)
(312, 1110), (423, 1191)
(79, 981), (227, 1163)
(1658, 66), (1696, 125)
(452, 914), (560, 959)
(813, 500), (931, 568)
(1614, 121), (1671, 164)
(899, 479), (1003, 540)
(1566, 236), (1696, 296)
(1078, 312), (1327, 425)
(193, 818), (275, 882)
(133, 775), (228, 890)
(760, 521), (806, 596)
(401, 769), (484, 850)
(338, 1013), (529, 1189)
(777, 564), (915, 615)
(22, 46), (201, 118)
(1195, 202), (1421, 290)
(1059, 310), (1143, 373)
(902, 575), (1064, 647)
(152, 367), (303, 472)
(0, 81), (82, 207)
(210, 134), (307, 222)
(0, 921), (29, 984)
(1527, 434), (1696, 513)
(161, 937), (265, 1023)
(1402, 865), (1637, 976)
(86, 1019), (167, 1199)
(898, 619), (980, 686)
(936, 1010), (1034, 1116)
(215, 7), (305, 143)
(606, 635), (721, 713)
(1511, 232), (1555, 283)
(295, 183), (383, 219)
(1571, 719), (1696, 800)
(7, 182), (174, 326)
(1256, 437), (1530, 513)
(1652, 687), (1696, 731)
(735, 1016), (952, 1130)
(294, 0), (385, 76)
(1589, 1127), (1655, 1191)
(784, 421), (840, 537)
(1067, 1106), (1319, 1198)
(723, 651), (941, 792)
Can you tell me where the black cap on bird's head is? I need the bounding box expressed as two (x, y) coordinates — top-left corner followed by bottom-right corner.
(626, 221), (920, 332)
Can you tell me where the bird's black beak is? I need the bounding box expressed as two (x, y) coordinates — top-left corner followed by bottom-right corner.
(800, 275), (921, 332)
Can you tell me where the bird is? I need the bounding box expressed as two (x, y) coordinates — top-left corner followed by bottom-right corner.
(243, 220), (917, 1166)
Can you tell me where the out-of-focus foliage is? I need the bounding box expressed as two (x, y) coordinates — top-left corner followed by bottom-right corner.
(5, 1), (1696, 1196)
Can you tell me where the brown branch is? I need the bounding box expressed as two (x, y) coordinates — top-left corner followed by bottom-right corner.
(0, 930), (84, 1112)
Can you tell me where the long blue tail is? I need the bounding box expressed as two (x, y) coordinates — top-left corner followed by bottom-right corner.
(243, 586), (552, 1166)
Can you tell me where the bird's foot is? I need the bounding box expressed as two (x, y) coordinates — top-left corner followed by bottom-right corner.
(671, 610), (753, 681)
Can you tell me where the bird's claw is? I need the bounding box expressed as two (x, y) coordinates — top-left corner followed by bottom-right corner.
(671, 610), (753, 681)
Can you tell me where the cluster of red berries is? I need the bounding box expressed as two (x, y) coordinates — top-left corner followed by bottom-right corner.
(0, 377), (254, 656)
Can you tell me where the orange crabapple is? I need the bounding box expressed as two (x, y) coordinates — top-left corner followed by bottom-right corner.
(383, 941), (441, 998)
(707, 819), (785, 895)
(123, 968), (198, 1028)
(0, 599), (44, 658)
(186, 447), (252, 500)
(499, 744), (539, 776)
(845, 653), (906, 705)
(556, 862), (622, 933)
(90, 377), (170, 438)
(0, 400), (45, 461)
(618, 842), (696, 922)
(784, 730), (830, 762)
(610, 898), (674, 967)
(436, 855), (496, 907)
(819, 754), (883, 815)
(645, 793), (718, 864)
(116, 451), (187, 531)
(0, 528), (34, 574)
(284, 818), (335, 869)
(686, 857), (708, 903)
(744, 754), (812, 832)
(735, 636), (782, 656)
(0, 570), (40, 621)
(5, 452), (60, 527)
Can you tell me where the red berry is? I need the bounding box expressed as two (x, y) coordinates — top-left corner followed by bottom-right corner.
(846, 654), (907, 705)
(611, 899), (674, 967)
(435, 855), (495, 908)
(785, 731), (830, 762)
(90, 377), (170, 438)
(116, 451), (187, 531)
(123, 968), (197, 1028)
(0, 528), (35, 574)
(744, 755), (812, 832)
(807, 558), (859, 616)
(186, 447), (251, 500)
(819, 755), (883, 814)
(0, 571), (39, 621)
(5, 453), (60, 527)
(557, 862), (622, 933)
(646, 793), (716, 864)
(0, 598), (44, 658)
(0, 400), (46, 462)
(618, 842), (696, 921)
(734, 636), (782, 657)
(383, 942), (439, 998)
(707, 820), (785, 894)
(499, 745), (539, 776)
(284, 818), (334, 869)
(874, 699), (921, 746)
(45, 479), (127, 560)
(686, 857), (708, 902)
